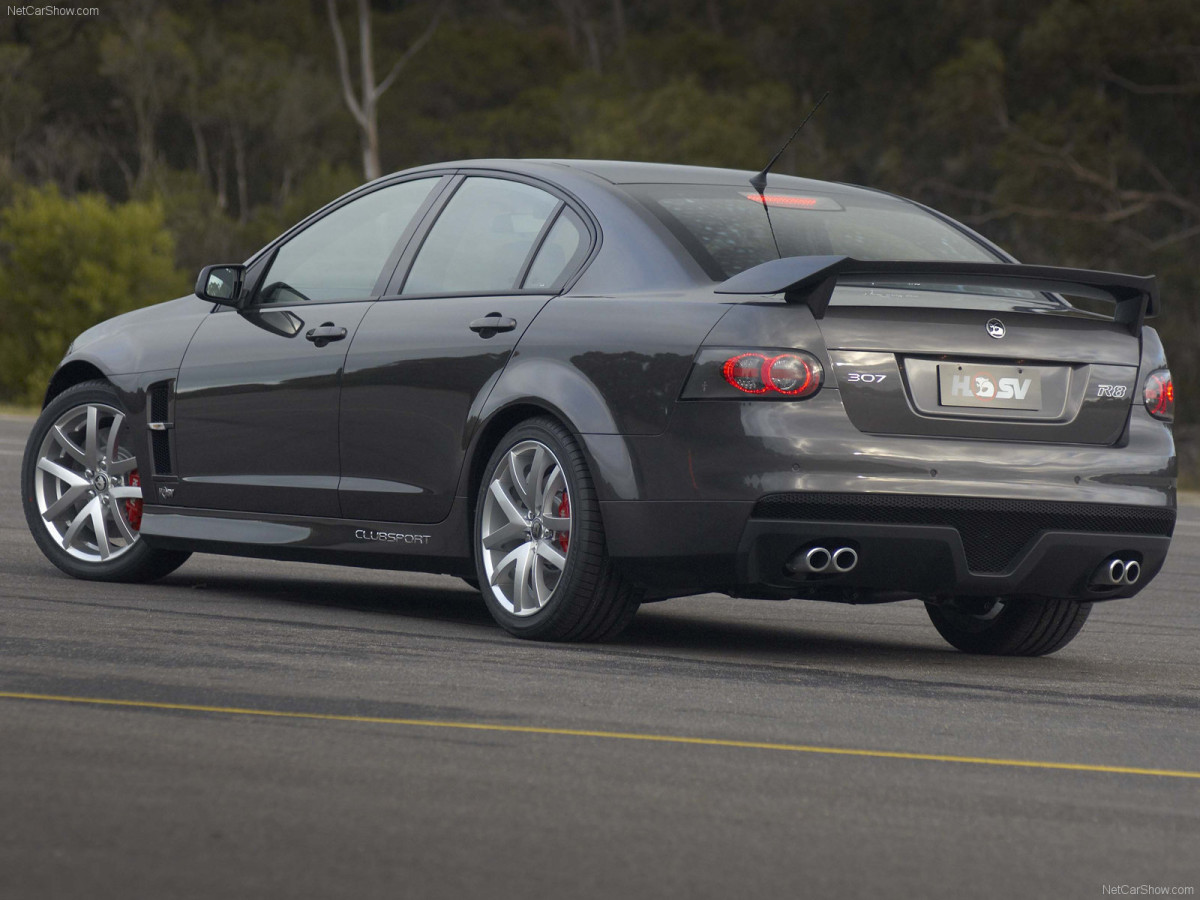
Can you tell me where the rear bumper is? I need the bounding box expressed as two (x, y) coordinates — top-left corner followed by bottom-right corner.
(601, 495), (1175, 601)
(587, 383), (1176, 601)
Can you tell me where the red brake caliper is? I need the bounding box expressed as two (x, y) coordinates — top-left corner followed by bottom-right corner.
(125, 471), (143, 531)
(557, 491), (570, 552)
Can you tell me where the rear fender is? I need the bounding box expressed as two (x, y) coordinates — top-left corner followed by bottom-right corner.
(460, 359), (640, 505)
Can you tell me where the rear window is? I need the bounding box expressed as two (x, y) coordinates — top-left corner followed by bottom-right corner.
(625, 184), (997, 280)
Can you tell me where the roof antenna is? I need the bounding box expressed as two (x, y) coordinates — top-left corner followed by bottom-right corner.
(750, 91), (829, 259)
(750, 91), (829, 196)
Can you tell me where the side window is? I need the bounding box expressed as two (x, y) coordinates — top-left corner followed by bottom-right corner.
(257, 177), (438, 305)
(523, 208), (587, 291)
(404, 177), (559, 295)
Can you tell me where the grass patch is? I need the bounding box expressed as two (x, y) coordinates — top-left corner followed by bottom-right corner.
(0, 402), (38, 418)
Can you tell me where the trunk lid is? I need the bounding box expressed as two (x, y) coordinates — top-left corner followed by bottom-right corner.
(716, 257), (1155, 446)
(817, 287), (1139, 445)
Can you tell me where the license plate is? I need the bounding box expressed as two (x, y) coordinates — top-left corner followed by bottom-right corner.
(938, 364), (1043, 411)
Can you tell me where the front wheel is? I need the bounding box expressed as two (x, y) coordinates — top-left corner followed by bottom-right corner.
(21, 381), (191, 583)
(924, 596), (1092, 656)
(473, 417), (642, 642)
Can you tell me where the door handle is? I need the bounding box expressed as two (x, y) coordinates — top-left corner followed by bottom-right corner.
(468, 314), (518, 337)
(305, 322), (347, 347)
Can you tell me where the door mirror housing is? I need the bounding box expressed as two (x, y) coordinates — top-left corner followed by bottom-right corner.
(195, 264), (246, 306)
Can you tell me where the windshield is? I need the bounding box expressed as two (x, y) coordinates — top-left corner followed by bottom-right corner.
(625, 184), (999, 280)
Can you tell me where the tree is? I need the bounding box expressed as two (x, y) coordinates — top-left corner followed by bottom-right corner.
(0, 185), (185, 403)
(97, 0), (193, 193)
(326, 0), (445, 181)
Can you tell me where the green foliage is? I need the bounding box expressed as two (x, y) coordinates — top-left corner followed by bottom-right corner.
(0, 43), (41, 161)
(381, 20), (576, 165)
(570, 75), (794, 169)
(0, 185), (185, 402)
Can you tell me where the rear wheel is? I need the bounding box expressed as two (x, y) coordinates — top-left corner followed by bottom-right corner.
(22, 381), (191, 583)
(924, 596), (1092, 656)
(474, 417), (642, 642)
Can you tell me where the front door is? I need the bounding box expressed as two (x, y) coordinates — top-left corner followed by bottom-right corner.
(339, 175), (593, 523)
(173, 176), (444, 518)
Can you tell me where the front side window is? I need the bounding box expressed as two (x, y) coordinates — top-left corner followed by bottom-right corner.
(257, 178), (438, 305)
(404, 178), (560, 295)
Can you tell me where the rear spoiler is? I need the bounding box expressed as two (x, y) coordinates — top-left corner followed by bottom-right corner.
(714, 255), (1159, 334)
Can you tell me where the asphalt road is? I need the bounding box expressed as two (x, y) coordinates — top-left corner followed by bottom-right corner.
(1, 412), (1197, 900)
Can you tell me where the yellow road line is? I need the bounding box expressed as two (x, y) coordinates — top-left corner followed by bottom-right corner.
(3, 689), (1197, 780)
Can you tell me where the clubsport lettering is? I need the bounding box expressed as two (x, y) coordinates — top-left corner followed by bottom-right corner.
(355, 530), (431, 545)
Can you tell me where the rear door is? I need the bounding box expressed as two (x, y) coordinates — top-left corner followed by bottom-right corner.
(173, 175), (445, 517)
(338, 175), (593, 524)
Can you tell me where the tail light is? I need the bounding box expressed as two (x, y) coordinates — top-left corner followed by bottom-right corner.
(722, 353), (772, 394)
(682, 348), (824, 400)
(1143, 369), (1174, 420)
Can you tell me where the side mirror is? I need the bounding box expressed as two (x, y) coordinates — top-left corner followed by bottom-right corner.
(195, 264), (246, 306)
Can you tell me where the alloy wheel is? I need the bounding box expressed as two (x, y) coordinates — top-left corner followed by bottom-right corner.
(33, 402), (143, 562)
(480, 439), (572, 616)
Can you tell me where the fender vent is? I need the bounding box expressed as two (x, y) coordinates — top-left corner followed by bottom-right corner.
(149, 381), (170, 423)
(151, 431), (172, 474)
(752, 493), (1176, 573)
(147, 380), (173, 475)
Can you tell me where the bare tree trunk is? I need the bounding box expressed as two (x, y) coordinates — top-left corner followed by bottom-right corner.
(706, 0), (721, 34)
(611, 0), (626, 51)
(214, 137), (228, 212)
(327, 0), (445, 182)
(188, 97), (210, 190)
(279, 164), (294, 207)
(581, 13), (602, 74)
(555, 0), (601, 73)
(232, 124), (249, 224)
(133, 93), (156, 189)
(355, 0), (380, 180)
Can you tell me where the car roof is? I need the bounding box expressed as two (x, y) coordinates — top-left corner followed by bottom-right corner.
(398, 158), (888, 203)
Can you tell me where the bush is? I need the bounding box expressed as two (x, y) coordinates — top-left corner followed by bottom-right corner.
(0, 184), (186, 403)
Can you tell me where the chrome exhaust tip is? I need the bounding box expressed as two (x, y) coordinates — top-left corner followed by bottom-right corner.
(1091, 557), (1128, 587)
(804, 546), (832, 573)
(786, 545), (857, 576)
(1122, 560), (1140, 585)
(832, 547), (858, 573)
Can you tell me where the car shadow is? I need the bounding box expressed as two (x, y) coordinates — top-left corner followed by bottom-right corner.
(160, 570), (496, 628)
(152, 567), (1103, 673)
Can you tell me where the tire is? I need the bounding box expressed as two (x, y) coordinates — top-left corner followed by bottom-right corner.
(473, 417), (642, 642)
(21, 380), (191, 583)
(924, 596), (1092, 656)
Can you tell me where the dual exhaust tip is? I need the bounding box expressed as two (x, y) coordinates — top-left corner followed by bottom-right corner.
(790, 547), (1140, 586)
(1092, 556), (1141, 587)
(789, 545), (858, 576)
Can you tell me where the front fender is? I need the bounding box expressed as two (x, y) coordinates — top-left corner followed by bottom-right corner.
(62, 295), (210, 380)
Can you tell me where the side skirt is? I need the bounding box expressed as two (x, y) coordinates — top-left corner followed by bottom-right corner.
(138, 498), (474, 577)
